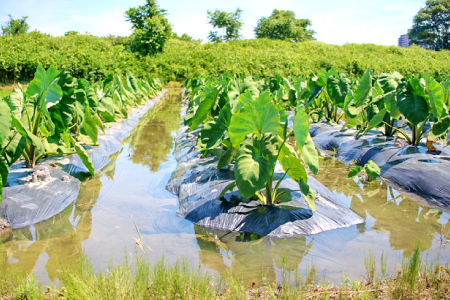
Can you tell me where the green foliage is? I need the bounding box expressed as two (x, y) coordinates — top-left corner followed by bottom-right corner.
(143, 39), (450, 81)
(125, 0), (167, 30)
(184, 74), (318, 209)
(287, 67), (450, 146)
(364, 160), (381, 178)
(0, 32), (141, 82)
(235, 133), (278, 199)
(1, 35), (450, 83)
(1, 14), (29, 36)
(0, 64), (163, 194)
(347, 160), (380, 179)
(255, 9), (315, 42)
(410, 0), (450, 50)
(125, 0), (172, 56)
(172, 32), (201, 42)
(207, 8), (243, 42)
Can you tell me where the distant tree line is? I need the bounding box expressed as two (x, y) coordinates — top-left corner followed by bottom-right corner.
(2, 0), (449, 57)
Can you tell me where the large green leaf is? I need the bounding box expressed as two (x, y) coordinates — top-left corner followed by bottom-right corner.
(98, 96), (115, 121)
(228, 92), (280, 149)
(365, 108), (387, 132)
(26, 65), (62, 106)
(234, 133), (278, 198)
(228, 77), (260, 105)
(424, 75), (444, 119)
(8, 85), (24, 119)
(398, 79), (430, 125)
(197, 105), (231, 151)
(71, 137), (95, 176)
(384, 92), (401, 118)
(293, 106), (309, 150)
(86, 87), (99, 112)
(377, 72), (402, 94)
(74, 86), (88, 124)
(300, 134), (319, 175)
(354, 70), (372, 107)
(278, 144), (307, 183)
(217, 146), (238, 169)
(80, 107), (98, 144)
(327, 75), (349, 107)
(189, 86), (219, 131)
(0, 99), (12, 144)
(231, 91), (253, 114)
(306, 79), (324, 105)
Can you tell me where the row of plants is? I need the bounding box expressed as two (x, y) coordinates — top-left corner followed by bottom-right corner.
(182, 69), (450, 211)
(2, 33), (450, 83)
(0, 65), (163, 202)
(272, 68), (450, 146)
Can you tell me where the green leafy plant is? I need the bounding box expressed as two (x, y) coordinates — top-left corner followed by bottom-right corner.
(254, 9), (315, 42)
(207, 8), (243, 42)
(0, 96), (12, 202)
(1, 14), (29, 36)
(1, 65), (162, 180)
(125, 0), (172, 56)
(347, 160), (381, 179)
(184, 76), (319, 210)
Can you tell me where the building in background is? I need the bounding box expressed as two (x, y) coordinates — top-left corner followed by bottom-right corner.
(398, 29), (430, 49)
(398, 29), (411, 48)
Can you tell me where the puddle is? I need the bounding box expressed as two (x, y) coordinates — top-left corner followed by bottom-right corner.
(1, 89), (449, 286)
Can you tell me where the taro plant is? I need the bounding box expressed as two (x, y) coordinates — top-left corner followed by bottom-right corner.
(397, 75), (448, 145)
(225, 94), (318, 208)
(343, 70), (403, 137)
(186, 77), (319, 210)
(0, 96), (12, 202)
(7, 66), (95, 173)
(359, 73), (450, 145)
(347, 160), (381, 179)
(287, 68), (351, 123)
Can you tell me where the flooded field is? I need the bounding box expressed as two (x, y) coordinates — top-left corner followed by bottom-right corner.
(1, 88), (449, 286)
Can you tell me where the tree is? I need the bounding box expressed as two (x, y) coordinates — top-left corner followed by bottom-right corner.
(207, 8), (243, 42)
(410, 0), (450, 50)
(1, 14), (30, 36)
(125, 0), (172, 56)
(254, 9), (315, 42)
(172, 32), (201, 42)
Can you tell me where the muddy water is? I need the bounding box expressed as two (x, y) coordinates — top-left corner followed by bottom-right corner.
(1, 88), (449, 286)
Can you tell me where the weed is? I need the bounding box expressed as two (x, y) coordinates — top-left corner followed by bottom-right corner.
(403, 244), (422, 291)
(364, 248), (376, 284)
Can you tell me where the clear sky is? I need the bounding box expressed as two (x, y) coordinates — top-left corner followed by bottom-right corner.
(0, 0), (426, 45)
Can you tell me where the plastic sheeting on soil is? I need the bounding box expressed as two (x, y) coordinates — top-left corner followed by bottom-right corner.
(166, 104), (364, 238)
(0, 91), (167, 229)
(309, 123), (450, 213)
(1, 162), (80, 229)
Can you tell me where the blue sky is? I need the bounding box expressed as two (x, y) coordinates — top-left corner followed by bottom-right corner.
(0, 0), (425, 45)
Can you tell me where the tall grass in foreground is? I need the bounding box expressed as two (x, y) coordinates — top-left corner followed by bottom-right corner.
(1, 245), (449, 299)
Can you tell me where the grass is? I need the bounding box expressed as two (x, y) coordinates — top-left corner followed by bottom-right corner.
(1, 245), (449, 299)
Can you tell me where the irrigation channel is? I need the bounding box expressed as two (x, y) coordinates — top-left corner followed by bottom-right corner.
(0, 87), (449, 286)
